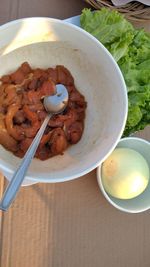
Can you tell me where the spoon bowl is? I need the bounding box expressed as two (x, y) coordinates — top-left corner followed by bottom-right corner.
(44, 84), (69, 114)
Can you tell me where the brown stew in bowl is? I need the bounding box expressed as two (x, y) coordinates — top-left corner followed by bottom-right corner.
(0, 62), (86, 160)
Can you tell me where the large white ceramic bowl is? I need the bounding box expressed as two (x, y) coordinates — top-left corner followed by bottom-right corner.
(0, 17), (127, 184)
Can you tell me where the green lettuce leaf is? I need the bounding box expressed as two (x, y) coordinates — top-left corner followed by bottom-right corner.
(80, 8), (134, 61)
(80, 8), (150, 136)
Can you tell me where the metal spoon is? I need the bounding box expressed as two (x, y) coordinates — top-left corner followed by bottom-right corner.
(0, 84), (68, 211)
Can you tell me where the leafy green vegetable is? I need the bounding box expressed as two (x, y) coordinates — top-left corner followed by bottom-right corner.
(80, 8), (134, 61)
(80, 8), (150, 136)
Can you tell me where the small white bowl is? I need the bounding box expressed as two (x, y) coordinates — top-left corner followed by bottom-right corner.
(97, 137), (150, 213)
(0, 17), (127, 184)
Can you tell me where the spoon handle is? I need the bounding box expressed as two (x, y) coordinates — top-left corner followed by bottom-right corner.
(0, 114), (51, 211)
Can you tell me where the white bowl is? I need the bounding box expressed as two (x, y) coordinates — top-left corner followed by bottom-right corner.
(0, 17), (127, 183)
(97, 137), (150, 213)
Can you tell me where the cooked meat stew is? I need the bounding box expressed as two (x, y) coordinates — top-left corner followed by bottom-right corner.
(0, 62), (86, 160)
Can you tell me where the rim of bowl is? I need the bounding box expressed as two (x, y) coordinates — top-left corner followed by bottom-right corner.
(0, 17), (128, 183)
(97, 137), (150, 213)
(118, 136), (150, 146)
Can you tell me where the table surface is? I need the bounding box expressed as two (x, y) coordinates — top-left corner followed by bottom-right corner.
(0, 1), (150, 267)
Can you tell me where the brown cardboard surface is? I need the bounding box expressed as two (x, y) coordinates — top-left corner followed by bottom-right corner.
(0, 1), (150, 266)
